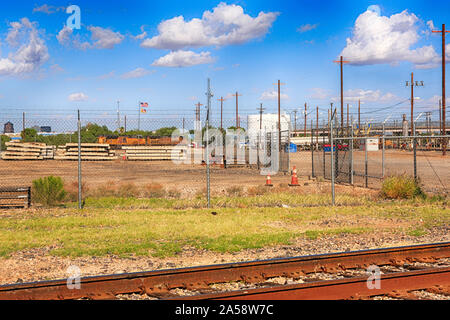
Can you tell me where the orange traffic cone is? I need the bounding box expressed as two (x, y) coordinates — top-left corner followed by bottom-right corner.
(289, 166), (300, 186)
(265, 174), (273, 187)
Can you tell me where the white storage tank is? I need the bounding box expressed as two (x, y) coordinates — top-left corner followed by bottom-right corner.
(247, 113), (291, 145)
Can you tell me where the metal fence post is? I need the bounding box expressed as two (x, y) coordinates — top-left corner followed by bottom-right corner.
(413, 123), (417, 181)
(322, 128), (325, 178)
(382, 124), (385, 178)
(350, 121), (353, 185)
(330, 119), (335, 206)
(311, 125), (314, 178)
(334, 115), (339, 180)
(205, 78), (212, 208)
(77, 110), (82, 209)
(365, 137), (368, 188)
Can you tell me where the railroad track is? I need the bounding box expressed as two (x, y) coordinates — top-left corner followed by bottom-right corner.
(0, 242), (449, 300)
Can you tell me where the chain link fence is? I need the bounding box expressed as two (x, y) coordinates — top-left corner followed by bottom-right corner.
(0, 111), (300, 207)
(312, 124), (450, 198)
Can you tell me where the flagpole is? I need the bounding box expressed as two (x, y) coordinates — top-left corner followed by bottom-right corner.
(138, 102), (141, 131)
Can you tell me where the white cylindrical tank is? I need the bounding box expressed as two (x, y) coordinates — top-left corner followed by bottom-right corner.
(247, 113), (291, 146)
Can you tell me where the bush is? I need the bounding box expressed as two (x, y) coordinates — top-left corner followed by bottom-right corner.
(64, 181), (89, 202)
(117, 183), (140, 198)
(246, 185), (268, 196)
(380, 174), (425, 199)
(143, 183), (166, 198)
(226, 186), (244, 197)
(32, 176), (67, 206)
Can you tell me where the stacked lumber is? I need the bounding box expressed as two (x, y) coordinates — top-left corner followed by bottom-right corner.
(123, 145), (187, 161)
(0, 186), (30, 208)
(54, 143), (116, 160)
(1, 142), (52, 160)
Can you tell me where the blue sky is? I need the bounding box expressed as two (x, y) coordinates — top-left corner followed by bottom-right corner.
(0, 0), (449, 130)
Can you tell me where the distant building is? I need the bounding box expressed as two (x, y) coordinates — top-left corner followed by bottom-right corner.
(40, 126), (51, 133)
(3, 121), (14, 134)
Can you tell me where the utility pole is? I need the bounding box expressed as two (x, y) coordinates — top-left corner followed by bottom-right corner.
(22, 112), (25, 132)
(273, 80), (285, 152)
(293, 110), (297, 132)
(316, 106), (319, 145)
(439, 100), (442, 137)
(124, 115), (127, 133)
(432, 24), (449, 155)
(116, 100), (120, 131)
(347, 103), (349, 135)
(217, 97), (226, 130)
(182, 117), (185, 133)
(258, 103), (265, 129)
(333, 56), (349, 135)
(304, 103), (307, 136)
(257, 103), (265, 169)
(358, 100), (361, 135)
(405, 73), (424, 135)
(231, 92), (242, 128)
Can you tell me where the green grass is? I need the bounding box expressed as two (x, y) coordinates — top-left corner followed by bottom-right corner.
(0, 194), (448, 259)
(65, 192), (374, 210)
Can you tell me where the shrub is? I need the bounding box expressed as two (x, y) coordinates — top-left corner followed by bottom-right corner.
(380, 174), (425, 199)
(32, 176), (67, 206)
(143, 183), (166, 198)
(117, 183), (140, 198)
(64, 181), (89, 202)
(226, 186), (244, 197)
(247, 185), (268, 196)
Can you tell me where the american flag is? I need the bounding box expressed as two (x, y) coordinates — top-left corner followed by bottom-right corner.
(140, 102), (148, 108)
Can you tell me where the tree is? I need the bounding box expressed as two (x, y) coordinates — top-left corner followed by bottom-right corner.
(21, 128), (38, 142)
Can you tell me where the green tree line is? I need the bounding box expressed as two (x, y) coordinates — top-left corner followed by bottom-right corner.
(19, 124), (180, 146)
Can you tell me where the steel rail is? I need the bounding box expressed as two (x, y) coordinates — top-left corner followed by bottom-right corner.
(177, 267), (450, 300)
(0, 242), (448, 300)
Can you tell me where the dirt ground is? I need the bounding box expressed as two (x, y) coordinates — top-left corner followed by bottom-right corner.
(0, 151), (448, 286)
(0, 150), (448, 195)
(0, 227), (448, 285)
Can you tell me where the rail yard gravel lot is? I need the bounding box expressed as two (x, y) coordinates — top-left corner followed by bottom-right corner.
(0, 151), (448, 194)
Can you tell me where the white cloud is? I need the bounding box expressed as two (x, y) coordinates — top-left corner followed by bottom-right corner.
(427, 20), (436, 31)
(50, 64), (64, 73)
(331, 89), (399, 103)
(340, 8), (440, 68)
(0, 18), (49, 76)
(133, 26), (147, 40)
(68, 92), (88, 101)
(121, 67), (152, 79)
(56, 25), (124, 49)
(297, 23), (318, 33)
(88, 26), (124, 49)
(141, 2), (279, 50)
(33, 4), (65, 14)
(308, 88), (331, 100)
(260, 90), (289, 101)
(56, 25), (73, 45)
(152, 50), (215, 67)
(98, 71), (115, 79)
